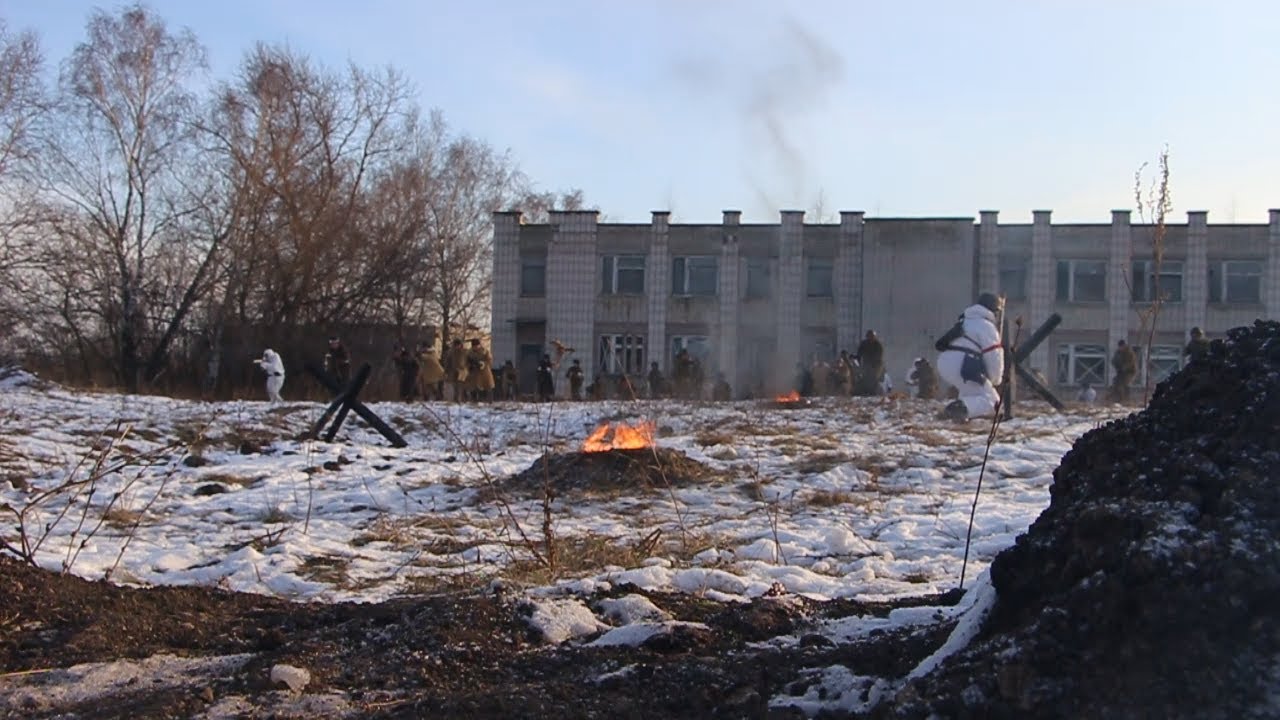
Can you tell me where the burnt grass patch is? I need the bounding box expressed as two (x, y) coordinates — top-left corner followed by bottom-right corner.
(501, 447), (726, 498)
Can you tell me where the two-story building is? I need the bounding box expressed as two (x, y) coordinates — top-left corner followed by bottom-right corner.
(490, 208), (1280, 399)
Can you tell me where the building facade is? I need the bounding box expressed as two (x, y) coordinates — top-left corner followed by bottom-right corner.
(491, 209), (1280, 399)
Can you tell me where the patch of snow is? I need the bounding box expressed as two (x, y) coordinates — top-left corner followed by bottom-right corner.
(769, 665), (896, 716)
(588, 620), (711, 647)
(907, 570), (997, 680)
(269, 664), (311, 693)
(596, 594), (672, 624)
(522, 597), (609, 644)
(0, 653), (252, 712)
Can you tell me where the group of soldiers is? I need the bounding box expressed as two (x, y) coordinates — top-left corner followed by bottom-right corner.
(324, 336), (518, 403)
(1099, 326), (1212, 403)
(790, 330), (940, 400)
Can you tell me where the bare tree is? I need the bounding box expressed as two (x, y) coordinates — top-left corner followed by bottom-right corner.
(411, 112), (525, 348)
(32, 5), (216, 391)
(206, 44), (417, 331)
(0, 19), (45, 349)
(1132, 145), (1172, 403)
(0, 19), (42, 180)
(519, 187), (587, 224)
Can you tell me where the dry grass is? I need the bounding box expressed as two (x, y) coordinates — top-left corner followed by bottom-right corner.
(258, 507), (293, 524)
(790, 452), (853, 475)
(804, 489), (855, 507)
(200, 472), (262, 488)
(298, 554), (352, 586)
(102, 506), (143, 528)
(352, 516), (415, 548)
(694, 431), (734, 447)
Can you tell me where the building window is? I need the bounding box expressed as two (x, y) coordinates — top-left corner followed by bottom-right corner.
(745, 258), (770, 299)
(672, 256), (718, 296)
(670, 335), (712, 370)
(1055, 260), (1106, 303)
(598, 334), (646, 374)
(602, 255), (645, 295)
(806, 258), (834, 298)
(999, 256), (1027, 301)
(1143, 345), (1182, 385)
(520, 259), (545, 298)
(1208, 260), (1262, 304)
(1056, 343), (1107, 387)
(1132, 260), (1183, 303)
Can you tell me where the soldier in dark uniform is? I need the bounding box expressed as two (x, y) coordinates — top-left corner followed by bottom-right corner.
(712, 373), (732, 401)
(854, 330), (885, 396)
(536, 354), (555, 401)
(909, 357), (939, 400)
(566, 359), (585, 400)
(1109, 339), (1138, 403)
(1184, 327), (1210, 364)
(392, 345), (418, 401)
(325, 336), (351, 385)
(501, 360), (518, 400)
(647, 361), (666, 399)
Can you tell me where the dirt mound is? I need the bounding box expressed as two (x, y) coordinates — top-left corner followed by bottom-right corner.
(878, 320), (1280, 719)
(503, 447), (723, 498)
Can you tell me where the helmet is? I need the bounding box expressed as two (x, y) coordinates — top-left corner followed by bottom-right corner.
(976, 292), (1002, 313)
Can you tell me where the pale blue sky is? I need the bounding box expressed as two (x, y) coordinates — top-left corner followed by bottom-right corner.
(4, 0), (1277, 223)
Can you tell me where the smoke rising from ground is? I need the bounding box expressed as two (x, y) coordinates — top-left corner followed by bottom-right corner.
(673, 17), (845, 217)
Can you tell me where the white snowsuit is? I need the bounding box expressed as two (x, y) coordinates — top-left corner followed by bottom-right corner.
(255, 349), (286, 403)
(936, 304), (1004, 418)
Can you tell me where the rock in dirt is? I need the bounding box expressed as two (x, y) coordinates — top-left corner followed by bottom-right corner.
(875, 320), (1280, 719)
(269, 663), (311, 693)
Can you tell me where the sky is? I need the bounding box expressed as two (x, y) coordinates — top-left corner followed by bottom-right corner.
(3, 0), (1278, 223)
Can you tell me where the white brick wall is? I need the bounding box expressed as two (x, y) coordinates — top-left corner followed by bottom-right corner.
(646, 212), (670, 372)
(1029, 210), (1053, 374)
(718, 215), (740, 390)
(978, 211), (999, 294)
(1185, 211), (1209, 334)
(1268, 210), (1280, 320)
(546, 211), (598, 397)
(1108, 211), (1132, 355)
(776, 211), (805, 386)
(489, 212), (521, 366)
(836, 211), (864, 354)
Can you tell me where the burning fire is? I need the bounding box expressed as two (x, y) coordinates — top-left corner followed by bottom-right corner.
(775, 390), (802, 403)
(582, 420), (656, 453)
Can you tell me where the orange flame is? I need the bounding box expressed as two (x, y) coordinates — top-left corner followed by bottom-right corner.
(775, 390), (802, 403)
(582, 420), (656, 453)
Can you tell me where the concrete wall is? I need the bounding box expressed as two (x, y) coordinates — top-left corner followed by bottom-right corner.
(491, 206), (1278, 399)
(861, 218), (976, 380)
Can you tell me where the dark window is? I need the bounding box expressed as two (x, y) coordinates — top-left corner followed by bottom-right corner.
(672, 256), (718, 296)
(745, 258), (770, 299)
(599, 334), (646, 374)
(1132, 260), (1183, 303)
(1056, 260), (1106, 302)
(806, 258), (834, 298)
(1056, 343), (1107, 386)
(999, 256), (1027, 301)
(1209, 260), (1262, 304)
(520, 260), (546, 297)
(602, 255), (645, 295)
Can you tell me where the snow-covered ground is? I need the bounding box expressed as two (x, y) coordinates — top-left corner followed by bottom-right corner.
(1, 373), (1137, 715)
(0, 374), (1125, 606)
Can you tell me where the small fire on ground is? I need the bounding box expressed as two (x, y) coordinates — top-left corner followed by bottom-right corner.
(582, 420), (656, 453)
(775, 390), (802, 403)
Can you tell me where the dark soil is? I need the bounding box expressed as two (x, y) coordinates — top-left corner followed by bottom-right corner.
(503, 447), (725, 498)
(874, 320), (1280, 719)
(0, 555), (960, 719)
